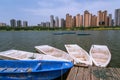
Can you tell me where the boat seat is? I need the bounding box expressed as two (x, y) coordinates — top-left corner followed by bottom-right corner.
(92, 53), (108, 59)
(94, 58), (107, 63)
(34, 63), (41, 71)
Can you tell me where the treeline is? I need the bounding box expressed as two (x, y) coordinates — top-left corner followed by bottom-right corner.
(0, 26), (120, 31)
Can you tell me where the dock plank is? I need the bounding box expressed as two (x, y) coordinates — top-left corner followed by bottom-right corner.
(91, 67), (100, 80)
(75, 67), (84, 80)
(66, 66), (78, 80)
(83, 67), (91, 80)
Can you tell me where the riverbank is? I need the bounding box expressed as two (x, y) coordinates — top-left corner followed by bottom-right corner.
(0, 26), (120, 31)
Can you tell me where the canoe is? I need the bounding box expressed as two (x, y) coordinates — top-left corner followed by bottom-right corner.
(65, 44), (92, 67)
(0, 50), (67, 61)
(89, 45), (111, 67)
(35, 45), (73, 62)
(0, 60), (73, 80)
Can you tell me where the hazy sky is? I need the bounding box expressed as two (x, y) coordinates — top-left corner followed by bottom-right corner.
(0, 0), (119, 25)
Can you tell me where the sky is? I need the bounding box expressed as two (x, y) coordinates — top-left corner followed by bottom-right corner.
(0, 0), (119, 26)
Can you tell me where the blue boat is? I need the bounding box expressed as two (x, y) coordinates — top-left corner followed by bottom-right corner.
(0, 60), (73, 80)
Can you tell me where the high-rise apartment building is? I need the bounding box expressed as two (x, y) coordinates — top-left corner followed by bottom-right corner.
(66, 14), (72, 28)
(23, 21), (28, 27)
(46, 22), (50, 27)
(76, 14), (80, 27)
(76, 14), (83, 27)
(109, 14), (112, 26)
(17, 20), (22, 27)
(115, 9), (120, 26)
(55, 17), (59, 27)
(72, 16), (76, 27)
(10, 19), (16, 27)
(97, 10), (108, 26)
(50, 15), (54, 28)
(91, 15), (97, 27)
(84, 10), (91, 27)
(59, 18), (65, 28)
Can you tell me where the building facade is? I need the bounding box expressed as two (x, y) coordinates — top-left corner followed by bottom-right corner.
(10, 19), (16, 27)
(91, 15), (97, 27)
(115, 9), (120, 26)
(17, 20), (22, 27)
(50, 15), (54, 28)
(0, 23), (6, 26)
(59, 18), (65, 28)
(66, 14), (72, 28)
(109, 14), (112, 26)
(55, 17), (59, 27)
(84, 10), (91, 27)
(97, 10), (108, 26)
(23, 21), (28, 27)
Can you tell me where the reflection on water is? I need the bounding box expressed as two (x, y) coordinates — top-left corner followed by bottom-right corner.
(0, 30), (120, 67)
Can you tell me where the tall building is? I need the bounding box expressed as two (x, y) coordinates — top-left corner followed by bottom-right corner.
(55, 17), (59, 27)
(46, 22), (50, 27)
(84, 10), (91, 27)
(109, 14), (112, 26)
(40, 22), (46, 27)
(23, 21), (28, 27)
(10, 19), (16, 27)
(76, 14), (81, 27)
(72, 16), (76, 27)
(97, 10), (108, 26)
(91, 15), (97, 27)
(80, 15), (83, 27)
(66, 14), (72, 28)
(59, 18), (65, 28)
(115, 9), (120, 26)
(17, 20), (22, 27)
(50, 15), (54, 28)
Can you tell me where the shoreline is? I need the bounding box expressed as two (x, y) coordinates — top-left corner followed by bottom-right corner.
(0, 26), (120, 31)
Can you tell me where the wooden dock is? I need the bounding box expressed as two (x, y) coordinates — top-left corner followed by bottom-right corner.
(56, 66), (120, 80)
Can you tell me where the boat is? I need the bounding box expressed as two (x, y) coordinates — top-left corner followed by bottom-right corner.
(0, 60), (73, 80)
(53, 32), (63, 35)
(65, 44), (92, 67)
(35, 45), (73, 62)
(62, 32), (76, 34)
(89, 45), (111, 67)
(77, 33), (90, 36)
(0, 50), (68, 61)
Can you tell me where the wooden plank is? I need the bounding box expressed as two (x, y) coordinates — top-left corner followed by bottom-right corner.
(82, 67), (91, 80)
(91, 67), (100, 80)
(109, 68), (120, 80)
(66, 66), (79, 80)
(75, 67), (84, 80)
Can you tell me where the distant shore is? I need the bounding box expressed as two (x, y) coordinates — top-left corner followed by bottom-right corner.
(0, 26), (120, 31)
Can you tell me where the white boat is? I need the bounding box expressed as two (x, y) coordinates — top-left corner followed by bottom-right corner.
(65, 44), (92, 67)
(35, 45), (73, 62)
(89, 45), (111, 67)
(0, 49), (67, 61)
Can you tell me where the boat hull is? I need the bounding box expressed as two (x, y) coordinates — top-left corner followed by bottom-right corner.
(89, 45), (111, 67)
(65, 44), (92, 67)
(0, 60), (73, 80)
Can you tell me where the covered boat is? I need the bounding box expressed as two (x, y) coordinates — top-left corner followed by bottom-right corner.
(0, 60), (73, 80)
(89, 45), (111, 67)
(65, 44), (92, 67)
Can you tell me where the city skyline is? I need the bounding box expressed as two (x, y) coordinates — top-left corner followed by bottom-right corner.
(0, 0), (120, 25)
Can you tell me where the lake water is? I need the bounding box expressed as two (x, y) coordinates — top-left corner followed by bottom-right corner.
(0, 30), (120, 67)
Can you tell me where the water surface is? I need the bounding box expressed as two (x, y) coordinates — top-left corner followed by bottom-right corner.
(0, 30), (120, 67)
